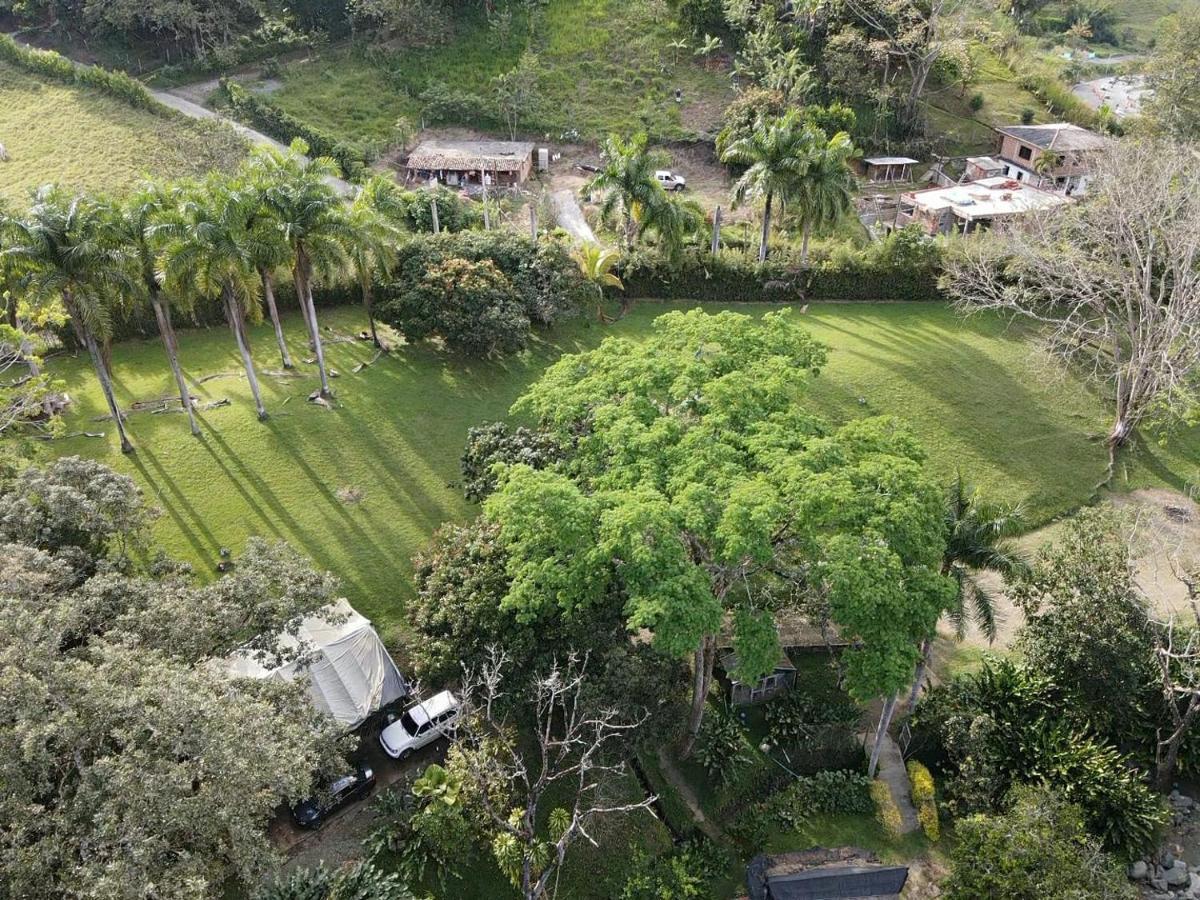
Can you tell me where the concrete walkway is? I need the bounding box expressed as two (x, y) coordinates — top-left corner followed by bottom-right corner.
(656, 746), (728, 843)
(550, 189), (597, 244)
(863, 731), (920, 834)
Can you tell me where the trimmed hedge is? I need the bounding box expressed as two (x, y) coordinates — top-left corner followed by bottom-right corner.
(907, 759), (940, 841)
(617, 238), (944, 304)
(0, 34), (159, 112)
(871, 779), (904, 838)
(217, 79), (367, 180)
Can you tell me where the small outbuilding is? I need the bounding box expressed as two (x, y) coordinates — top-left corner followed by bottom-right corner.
(746, 848), (909, 900)
(210, 598), (408, 730)
(719, 648), (797, 705)
(861, 156), (919, 183)
(405, 139), (536, 188)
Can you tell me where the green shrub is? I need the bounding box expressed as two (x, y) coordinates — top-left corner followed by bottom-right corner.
(694, 706), (752, 783)
(379, 257), (530, 356)
(385, 231), (589, 328)
(1020, 107), (1036, 125)
(917, 799), (940, 842)
(398, 186), (481, 234)
(764, 686), (861, 745)
(871, 779), (904, 839)
(907, 760), (935, 803)
(620, 837), (728, 899)
(969, 92), (985, 111)
(770, 770), (874, 828)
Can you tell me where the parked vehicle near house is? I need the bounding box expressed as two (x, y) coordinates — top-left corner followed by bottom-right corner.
(291, 765), (376, 829)
(378, 690), (460, 761)
(655, 170), (687, 191)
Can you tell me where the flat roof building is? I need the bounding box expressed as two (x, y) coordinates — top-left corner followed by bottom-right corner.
(898, 176), (1070, 235)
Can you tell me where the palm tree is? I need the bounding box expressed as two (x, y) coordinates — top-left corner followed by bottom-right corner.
(120, 183), (200, 436)
(582, 133), (668, 248)
(721, 111), (815, 262)
(571, 243), (624, 323)
(344, 175), (404, 349)
(244, 139), (350, 399)
(244, 210), (295, 371)
(637, 193), (705, 263)
(906, 473), (1030, 710)
(793, 129), (857, 265)
(1033, 149), (1063, 189)
(160, 177), (269, 421)
(1, 186), (135, 452)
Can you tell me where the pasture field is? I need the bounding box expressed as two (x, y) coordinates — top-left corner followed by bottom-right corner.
(43, 301), (1199, 637)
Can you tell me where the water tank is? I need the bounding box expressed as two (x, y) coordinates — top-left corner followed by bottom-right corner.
(537, 148), (549, 172)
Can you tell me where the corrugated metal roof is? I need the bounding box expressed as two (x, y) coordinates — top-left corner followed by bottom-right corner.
(863, 156), (919, 166)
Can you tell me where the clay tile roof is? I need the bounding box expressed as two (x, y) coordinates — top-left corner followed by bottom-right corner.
(406, 139), (535, 172)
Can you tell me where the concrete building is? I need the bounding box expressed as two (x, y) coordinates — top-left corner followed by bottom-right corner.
(897, 176), (1070, 235)
(993, 123), (1111, 195)
(405, 139), (536, 188)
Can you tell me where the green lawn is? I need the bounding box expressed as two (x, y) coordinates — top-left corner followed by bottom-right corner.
(43, 301), (1199, 638)
(0, 60), (245, 206)
(262, 0), (733, 144)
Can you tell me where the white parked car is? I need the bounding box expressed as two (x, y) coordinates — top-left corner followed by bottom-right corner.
(379, 690), (460, 760)
(655, 169), (687, 191)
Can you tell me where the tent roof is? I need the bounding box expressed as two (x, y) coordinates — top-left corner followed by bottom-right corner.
(211, 598), (408, 729)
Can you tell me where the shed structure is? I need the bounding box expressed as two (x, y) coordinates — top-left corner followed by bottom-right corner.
(861, 156), (919, 183)
(719, 648), (797, 705)
(405, 139), (536, 187)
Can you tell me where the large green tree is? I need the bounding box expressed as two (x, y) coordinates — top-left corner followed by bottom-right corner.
(0, 460), (350, 899)
(482, 309), (953, 756)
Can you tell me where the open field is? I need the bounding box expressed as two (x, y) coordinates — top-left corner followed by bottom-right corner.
(258, 0), (733, 144)
(0, 60), (245, 205)
(42, 302), (1199, 639)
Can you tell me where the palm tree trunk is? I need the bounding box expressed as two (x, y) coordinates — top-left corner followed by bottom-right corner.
(801, 221), (812, 267)
(260, 268), (293, 369)
(224, 286), (267, 421)
(867, 693), (898, 779)
(361, 275), (381, 349)
(150, 296), (200, 437)
(78, 319), (133, 453)
(296, 250), (333, 398)
(758, 191), (773, 263)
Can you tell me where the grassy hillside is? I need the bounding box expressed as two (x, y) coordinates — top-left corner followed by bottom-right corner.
(0, 60), (245, 205)
(40, 302), (1199, 637)
(262, 0), (733, 144)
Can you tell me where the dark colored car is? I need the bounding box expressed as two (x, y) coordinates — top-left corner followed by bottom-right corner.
(291, 766), (375, 829)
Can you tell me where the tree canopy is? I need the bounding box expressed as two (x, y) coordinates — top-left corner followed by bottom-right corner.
(0, 458), (352, 899)
(482, 308), (953, 749)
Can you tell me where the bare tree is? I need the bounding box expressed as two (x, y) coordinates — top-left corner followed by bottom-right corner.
(451, 649), (656, 900)
(943, 139), (1200, 480)
(843, 0), (968, 127)
(1151, 566), (1200, 792)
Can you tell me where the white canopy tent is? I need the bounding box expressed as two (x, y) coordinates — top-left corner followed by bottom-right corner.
(212, 598), (408, 730)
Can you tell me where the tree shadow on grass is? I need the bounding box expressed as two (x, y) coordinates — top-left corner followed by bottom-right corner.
(128, 440), (222, 564)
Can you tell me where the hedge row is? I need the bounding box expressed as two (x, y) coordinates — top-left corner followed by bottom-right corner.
(0, 34), (159, 112)
(617, 248), (944, 304)
(216, 79), (368, 180)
